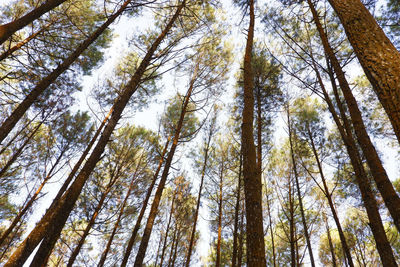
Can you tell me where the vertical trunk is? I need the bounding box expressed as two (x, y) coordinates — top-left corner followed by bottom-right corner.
(96, 155), (144, 267)
(289, 174), (296, 267)
(154, 230), (164, 267)
(167, 227), (178, 267)
(216, 162), (224, 267)
(309, 50), (397, 266)
(287, 109), (316, 267)
(309, 0), (400, 233)
(231, 153), (242, 267)
(0, 0), (132, 145)
(4, 3), (182, 264)
(241, 1), (266, 265)
(323, 213), (337, 267)
(0, 0), (66, 44)
(185, 128), (213, 267)
(170, 230), (180, 267)
(265, 185), (276, 267)
(133, 33), (195, 265)
(237, 201), (245, 267)
(159, 190), (177, 267)
(120, 137), (171, 267)
(327, 0), (400, 143)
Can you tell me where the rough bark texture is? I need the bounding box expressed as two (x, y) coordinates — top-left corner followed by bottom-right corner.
(309, 0), (400, 233)
(328, 0), (400, 144)
(0, 0), (66, 44)
(310, 52), (397, 266)
(120, 137), (171, 267)
(0, 0), (131, 145)
(241, 1), (266, 265)
(4, 3), (179, 264)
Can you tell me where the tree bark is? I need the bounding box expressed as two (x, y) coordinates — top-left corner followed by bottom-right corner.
(0, 0), (132, 145)
(0, 0), (66, 44)
(327, 0), (400, 144)
(216, 160), (224, 267)
(120, 136), (171, 267)
(308, 0), (400, 233)
(323, 212), (337, 267)
(4, 2), (180, 264)
(241, 1), (266, 265)
(287, 109), (316, 267)
(159, 191), (176, 267)
(231, 153), (242, 267)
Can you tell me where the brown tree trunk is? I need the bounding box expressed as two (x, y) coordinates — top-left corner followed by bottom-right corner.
(327, 0), (400, 143)
(241, 1), (266, 265)
(96, 155), (144, 267)
(265, 186), (276, 267)
(167, 226), (178, 267)
(289, 174), (296, 267)
(4, 3), (181, 264)
(159, 192), (176, 267)
(308, 0), (400, 233)
(0, 0), (132, 145)
(231, 153), (242, 267)
(306, 124), (354, 267)
(120, 136), (171, 267)
(287, 109), (316, 267)
(185, 124), (214, 267)
(323, 213), (337, 267)
(309, 49), (397, 266)
(237, 201), (245, 266)
(216, 161), (224, 267)
(0, 0), (66, 44)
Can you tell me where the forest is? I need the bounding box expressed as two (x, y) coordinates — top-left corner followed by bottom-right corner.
(0, 0), (400, 266)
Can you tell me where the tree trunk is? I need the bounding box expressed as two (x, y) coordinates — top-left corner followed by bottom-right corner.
(308, 0), (400, 233)
(4, 3), (181, 264)
(328, 0), (400, 143)
(237, 201), (245, 266)
(289, 174), (296, 267)
(167, 226), (178, 267)
(159, 189), (177, 267)
(185, 124), (214, 267)
(231, 153), (242, 267)
(216, 161), (224, 267)
(266, 184), (276, 267)
(120, 136), (171, 267)
(323, 213), (337, 267)
(0, 0), (132, 145)
(287, 109), (316, 267)
(241, 1), (266, 265)
(0, 0), (66, 44)
(309, 48), (397, 266)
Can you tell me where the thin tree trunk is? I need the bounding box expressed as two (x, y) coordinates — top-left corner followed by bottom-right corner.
(241, 1), (266, 265)
(154, 229), (164, 267)
(231, 153), (242, 267)
(170, 229), (180, 267)
(327, 0), (400, 143)
(185, 123), (214, 267)
(0, 0), (66, 44)
(289, 174), (296, 267)
(308, 0), (400, 233)
(167, 227), (178, 267)
(310, 49), (397, 266)
(159, 189), (177, 267)
(266, 185), (276, 267)
(237, 200), (245, 266)
(120, 136), (171, 267)
(216, 161), (224, 267)
(0, 0), (133, 145)
(4, 3), (181, 264)
(323, 212), (337, 267)
(287, 109), (316, 267)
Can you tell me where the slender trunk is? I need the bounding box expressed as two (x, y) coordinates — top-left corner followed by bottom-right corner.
(241, 1), (266, 265)
(120, 137), (171, 267)
(237, 201), (245, 266)
(66, 184), (114, 267)
(231, 154), (242, 267)
(170, 230), (180, 267)
(309, 0), (400, 233)
(96, 154), (144, 267)
(287, 109), (316, 267)
(0, 120), (42, 179)
(306, 124), (354, 267)
(216, 161), (224, 267)
(310, 50), (397, 266)
(185, 128), (213, 267)
(327, 0), (400, 143)
(0, 21), (51, 62)
(0, 0), (132, 145)
(133, 27), (194, 264)
(0, 0), (66, 44)
(4, 3), (180, 264)
(0, 146), (64, 247)
(159, 190), (177, 267)
(167, 227), (178, 267)
(323, 213), (337, 267)
(154, 230), (164, 267)
(289, 174), (296, 267)
(266, 185), (276, 267)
